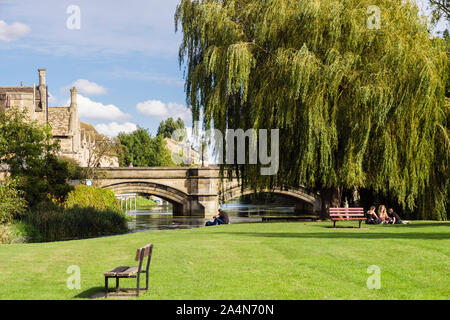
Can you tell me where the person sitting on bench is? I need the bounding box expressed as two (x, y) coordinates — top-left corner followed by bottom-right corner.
(205, 209), (229, 226)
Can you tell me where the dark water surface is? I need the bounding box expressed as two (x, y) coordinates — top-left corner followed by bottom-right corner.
(126, 202), (299, 233)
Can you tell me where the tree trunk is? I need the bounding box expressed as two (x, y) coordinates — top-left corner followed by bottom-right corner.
(320, 186), (343, 220)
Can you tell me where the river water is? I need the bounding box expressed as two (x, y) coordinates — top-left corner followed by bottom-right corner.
(126, 201), (308, 233)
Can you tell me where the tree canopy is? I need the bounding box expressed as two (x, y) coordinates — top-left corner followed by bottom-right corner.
(0, 107), (76, 207)
(176, 0), (449, 219)
(117, 127), (175, 167)
(157, 117), (186, 139)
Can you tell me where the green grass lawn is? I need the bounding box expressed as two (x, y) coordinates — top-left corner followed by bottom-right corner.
(135, 196), (158, 210)
(0, 221), (448, 300)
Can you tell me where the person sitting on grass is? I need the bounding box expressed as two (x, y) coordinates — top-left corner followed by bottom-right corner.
(378, 205), (393, 224)
(205, 209), (229, 226)
(366, 206), (381, 224)
(388, 208), (410, 224)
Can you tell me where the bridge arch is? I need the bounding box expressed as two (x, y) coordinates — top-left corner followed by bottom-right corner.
(220, 186), (321, 214)
(102, 181), (205, 216)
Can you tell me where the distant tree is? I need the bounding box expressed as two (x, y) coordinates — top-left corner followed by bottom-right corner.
(157, 117), (185, 139)
(84, 132), (120, 178)
(118, 127), (175, 167)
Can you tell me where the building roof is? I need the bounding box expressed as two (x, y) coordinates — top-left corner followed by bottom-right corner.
(0, 86), (41, 98)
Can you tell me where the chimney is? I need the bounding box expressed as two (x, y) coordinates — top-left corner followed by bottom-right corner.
(38, 69), (46, 86)
(37, 69), (47, 115)
(69, 87), (80, 153)
(70, 87), (77, 108)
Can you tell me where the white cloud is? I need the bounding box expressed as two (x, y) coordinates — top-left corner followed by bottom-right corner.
(0, 20), (31, 42)
(95, 122), (137, 137)
(136, 100), (191, 122)
(0, 1), (182, 56)
(67, 94), (131, 122)
(48, 92), (57, 105)
(72, 79), (107, 96)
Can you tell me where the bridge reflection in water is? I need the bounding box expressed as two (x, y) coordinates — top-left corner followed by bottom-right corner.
(126, 197), (312, 233)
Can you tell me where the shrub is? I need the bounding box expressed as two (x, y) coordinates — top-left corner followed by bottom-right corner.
(64, 185), (121, 212)
(0, 178), (27, 224)
(0, 221), (36, 244)
(0, 224), (14, 244)
(24, 207), (128, 242)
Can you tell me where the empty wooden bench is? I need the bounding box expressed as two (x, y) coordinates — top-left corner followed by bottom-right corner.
(330, 208), (365, 228)
(104, 243), (153, 297)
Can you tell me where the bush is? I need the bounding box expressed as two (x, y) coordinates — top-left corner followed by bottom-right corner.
(0, 221), (36, 244)
(64, 185), (121, 212)
(0, 178), (27, 224)
(24, 207), (128, 242)
(0, 224), (14, 244)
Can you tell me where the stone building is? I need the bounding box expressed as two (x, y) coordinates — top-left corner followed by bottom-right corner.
(0, 69), (118, 167)
(164, 137), (206, 166)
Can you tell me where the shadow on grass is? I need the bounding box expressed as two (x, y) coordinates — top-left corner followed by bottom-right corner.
(74, 287), (143, 299)
(221, 231), (450, 240)
(74, 286), (105, 299)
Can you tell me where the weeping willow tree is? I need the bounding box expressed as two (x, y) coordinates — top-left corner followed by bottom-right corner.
(175, 0), (449, 219)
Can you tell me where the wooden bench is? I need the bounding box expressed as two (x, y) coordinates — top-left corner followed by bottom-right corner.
(104, 243), (153, 297)
(330, 208), (365, 228)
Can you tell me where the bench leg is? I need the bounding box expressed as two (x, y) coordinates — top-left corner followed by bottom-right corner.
(116, 278), (120, 293)
(105, 277), (108, 298)
(359, 220), (362, 228)
(136, 274), (140, 297)
(333, 221), (336, 228)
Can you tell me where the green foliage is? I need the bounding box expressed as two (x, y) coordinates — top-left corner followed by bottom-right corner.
(0, 224), (14, 244)
(444, 30), (450, 98)
(64, 185), (121, 213)
(0, 107), (75, 207)
(0, 221), (38, 244)
(23, 207), (128, 242)
(0, 178), (27, 224)
(176, 0), (449, 219)
(427, 1), (449, 27)
(118, 127), (175, 167)
(61, 156), (86, 181)
(157, 117), (186, 139)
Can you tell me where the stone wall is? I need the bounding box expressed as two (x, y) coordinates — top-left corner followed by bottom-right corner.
(0, 70), (119, 169)
(48, 107), (71, 136)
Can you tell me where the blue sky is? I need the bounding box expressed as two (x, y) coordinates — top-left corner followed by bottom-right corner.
(0, 0), (448, 137)
(0, 0), (188, 136)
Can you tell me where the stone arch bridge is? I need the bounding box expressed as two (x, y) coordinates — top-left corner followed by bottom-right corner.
(95, 167), (321, 219)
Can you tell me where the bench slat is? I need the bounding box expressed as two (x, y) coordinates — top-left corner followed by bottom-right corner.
(329, 207), (364, 210)
(331, 218), (366, 221)
(329, 208), (364, 210)
(330, 210), (364, 213)
(134, 243), (153, 261)
(330, 214), (365, 216)
(135, 248), (142, 261)
(104, 266), (138, 277)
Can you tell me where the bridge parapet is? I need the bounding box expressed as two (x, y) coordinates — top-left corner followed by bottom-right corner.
(95, 167), (321, 218)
